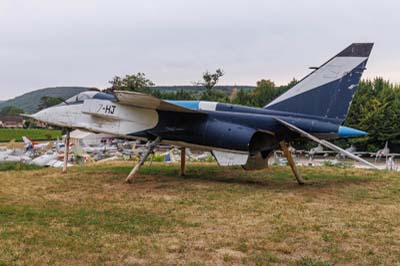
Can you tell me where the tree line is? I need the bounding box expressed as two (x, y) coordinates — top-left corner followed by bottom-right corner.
(107, 72), (400, 151)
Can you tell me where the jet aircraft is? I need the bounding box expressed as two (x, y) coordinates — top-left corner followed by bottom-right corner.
(26, 43), (377, 184)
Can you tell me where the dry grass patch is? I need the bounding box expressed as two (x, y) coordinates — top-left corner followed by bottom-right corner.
(1, 162), (400, 265)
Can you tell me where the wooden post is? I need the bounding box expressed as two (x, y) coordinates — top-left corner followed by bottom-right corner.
(180, 147), (186, 176)
(280, 142), (305, 185)
(62, 129), (71, 173)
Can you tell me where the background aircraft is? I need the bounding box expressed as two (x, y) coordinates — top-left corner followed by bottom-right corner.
(308, 144), (337, 159)
(22, 136), (50, 151)
(27, 43), (377, 184)
(374, 141), (400, 161)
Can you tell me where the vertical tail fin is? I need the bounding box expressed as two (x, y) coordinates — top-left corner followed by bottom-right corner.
(264, 43), (374, 123)
(22, 136), (32, 146)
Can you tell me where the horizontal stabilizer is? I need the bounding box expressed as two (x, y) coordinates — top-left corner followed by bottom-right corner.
(114, 91), (203, 113)
(275, 118), (378, 169)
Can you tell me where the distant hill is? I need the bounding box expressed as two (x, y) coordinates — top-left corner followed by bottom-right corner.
(0, 85), (255, 114)
(0, 87), (90, 114)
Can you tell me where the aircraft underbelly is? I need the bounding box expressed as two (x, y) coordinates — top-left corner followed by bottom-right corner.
(160, 140), (250, 167)
(212, 150), (249, 166)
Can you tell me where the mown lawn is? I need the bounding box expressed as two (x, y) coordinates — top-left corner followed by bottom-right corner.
(0, 162), (43, 172)
(0, 162), (399, 265)
(0, 128), (62, 142)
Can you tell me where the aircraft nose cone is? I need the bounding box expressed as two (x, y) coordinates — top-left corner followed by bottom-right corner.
(338, 126), (367, 138)
(27, 110), (50, 123)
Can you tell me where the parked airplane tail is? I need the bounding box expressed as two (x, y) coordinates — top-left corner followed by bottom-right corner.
(22, 136), (40, 147)
(22, 136), (33, 146)
(264, 43), (374, 124)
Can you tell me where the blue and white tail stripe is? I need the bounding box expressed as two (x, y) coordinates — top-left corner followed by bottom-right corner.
(165, 100), (218, 111)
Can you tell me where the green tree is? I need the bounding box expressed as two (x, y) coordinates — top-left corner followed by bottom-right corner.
(174, 89), (195, 100)
(251, 79), (277, 107)
(199, 69), (224, 100)
(344, 78), (400, 151)
(245, 79), (296, 107)
(230, 79), (297, 107)
(38, 96), (64, 111)
(231, 88), (252, 106)
(108, 73), (155, 94)
(0, 106), (24, 116)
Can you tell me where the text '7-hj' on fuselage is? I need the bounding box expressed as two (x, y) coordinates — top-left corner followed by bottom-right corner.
(27, 43), (377, 184)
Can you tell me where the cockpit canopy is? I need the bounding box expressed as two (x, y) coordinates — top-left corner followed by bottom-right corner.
(64, 91), (116, 104)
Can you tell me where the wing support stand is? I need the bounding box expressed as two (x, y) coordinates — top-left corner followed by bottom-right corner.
(62, 129), (71, 173)
(125, 137), (161, 183)
(275, 118), (378, 170)
(280, 142), (305, 185)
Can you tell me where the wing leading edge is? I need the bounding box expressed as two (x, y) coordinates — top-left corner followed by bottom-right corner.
(114, 90), (204, 114)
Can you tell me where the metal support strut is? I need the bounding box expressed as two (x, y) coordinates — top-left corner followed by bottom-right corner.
(62, 129), (71, 173)
(180, 147), (186, 176)
(125, 137), (161, 183)
(280, 142), (305, 185)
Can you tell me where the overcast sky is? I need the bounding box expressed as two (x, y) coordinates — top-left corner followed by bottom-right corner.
(1, 0), (399, 100)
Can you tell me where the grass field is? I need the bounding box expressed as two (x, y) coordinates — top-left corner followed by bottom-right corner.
(0, 162), (43, 172)
(0, 162), (400, 265)
(0, 128), (62, 142)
